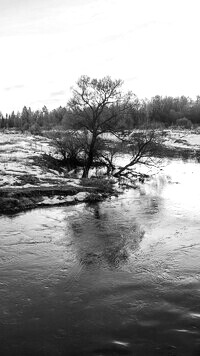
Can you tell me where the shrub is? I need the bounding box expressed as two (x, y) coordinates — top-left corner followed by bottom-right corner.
(30, 123), (42, 135)
(176, 117), (192, 129)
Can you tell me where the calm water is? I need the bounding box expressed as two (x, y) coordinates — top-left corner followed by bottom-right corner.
(1, 159), (200, 356)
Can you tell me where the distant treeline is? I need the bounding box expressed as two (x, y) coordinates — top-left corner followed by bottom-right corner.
(1, 95), (200, 132)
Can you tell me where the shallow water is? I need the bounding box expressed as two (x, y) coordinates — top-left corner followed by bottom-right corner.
(1, 159), (200, 355)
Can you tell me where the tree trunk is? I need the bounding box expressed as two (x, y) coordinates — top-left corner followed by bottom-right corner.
(82, 150), (93, 178)
(82, 166), (90, 178)
(82, 135), (96, 178)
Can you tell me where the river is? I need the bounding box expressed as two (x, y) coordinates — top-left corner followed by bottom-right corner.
(1, 158), (200, 355)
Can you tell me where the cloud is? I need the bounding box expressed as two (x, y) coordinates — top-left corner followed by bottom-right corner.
(4, 84), (24, 91)
(125, 76), (138, 82)
(50, 90), (65, 97)
(30, 96), (66, 110)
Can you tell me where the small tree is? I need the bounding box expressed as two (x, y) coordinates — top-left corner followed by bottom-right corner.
(48, 131), (84, 169)
(67, 75), (132, 177)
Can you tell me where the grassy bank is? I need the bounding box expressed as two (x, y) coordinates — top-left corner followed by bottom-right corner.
(0, 178), (117, 215)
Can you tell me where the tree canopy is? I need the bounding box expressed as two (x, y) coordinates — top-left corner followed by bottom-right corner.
(67, 75), (133, 177)
(67, 75), (132, 134)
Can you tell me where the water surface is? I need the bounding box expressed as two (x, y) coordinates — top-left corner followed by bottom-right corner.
(1, 159), (200, 355)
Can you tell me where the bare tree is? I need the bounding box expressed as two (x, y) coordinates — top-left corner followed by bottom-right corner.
(45, 77), (160, 182)
(113, 130), (158, 178)
(47, 131), (84, 170)
(67, 75), (132, 177)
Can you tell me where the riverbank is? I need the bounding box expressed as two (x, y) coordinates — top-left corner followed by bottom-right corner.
(0, 129), (200, 215)
(0, 178), (117, 215)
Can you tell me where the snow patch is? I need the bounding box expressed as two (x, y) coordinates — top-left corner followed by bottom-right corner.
(39, 192), (89, 206)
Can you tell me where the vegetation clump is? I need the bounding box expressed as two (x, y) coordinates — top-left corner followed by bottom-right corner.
(176, 117), (192, 129)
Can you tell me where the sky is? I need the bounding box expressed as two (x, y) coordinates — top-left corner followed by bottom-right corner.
(0, 0), (200, 114)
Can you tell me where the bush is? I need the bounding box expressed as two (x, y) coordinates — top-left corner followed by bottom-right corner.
(30, 123), (42, 135)
(176, 117), (192, 129)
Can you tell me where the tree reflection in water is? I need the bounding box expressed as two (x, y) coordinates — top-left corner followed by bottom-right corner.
(67, 202), (145, 269)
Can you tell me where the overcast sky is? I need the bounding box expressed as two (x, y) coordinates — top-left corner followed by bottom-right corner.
(0, 0), (200, 114)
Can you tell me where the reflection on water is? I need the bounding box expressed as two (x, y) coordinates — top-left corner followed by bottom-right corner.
(69, 203), (145, 269)
(0, 159), (200, 355)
